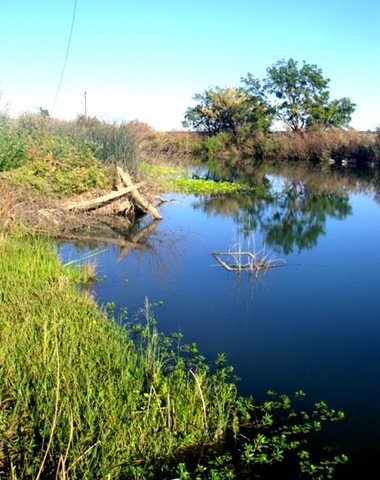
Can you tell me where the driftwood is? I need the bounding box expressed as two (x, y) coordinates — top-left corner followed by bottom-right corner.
(116, 167), (163, 220)
(212, 251), (286, 278)
(62, 166), (163, 220)
(21, 166), (165, 239)
(63, 182), (146, 212)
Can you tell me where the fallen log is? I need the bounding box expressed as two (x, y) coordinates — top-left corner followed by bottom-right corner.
(63, 182), (145, 212)
(116, 167), (163, 220)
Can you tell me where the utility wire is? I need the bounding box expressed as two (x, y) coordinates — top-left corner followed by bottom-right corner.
(51, 0), (78, 115)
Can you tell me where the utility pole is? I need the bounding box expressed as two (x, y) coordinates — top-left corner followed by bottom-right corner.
(84, 91), (87, 119)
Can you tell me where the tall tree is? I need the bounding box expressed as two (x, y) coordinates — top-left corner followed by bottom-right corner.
(263, 59), (355, 131)
(307, 97), (356, 130)
(183, 85), (272, 135)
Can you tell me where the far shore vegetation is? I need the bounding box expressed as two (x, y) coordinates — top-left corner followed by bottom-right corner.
(1, 58), (378, 477)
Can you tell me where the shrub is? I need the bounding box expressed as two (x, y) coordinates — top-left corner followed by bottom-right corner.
(1, 128), (111, 197)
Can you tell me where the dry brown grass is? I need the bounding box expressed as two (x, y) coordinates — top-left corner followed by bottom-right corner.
(264, 129), (379, 164)
(0, 181), (135, 240)
(0, 184), (15, 232)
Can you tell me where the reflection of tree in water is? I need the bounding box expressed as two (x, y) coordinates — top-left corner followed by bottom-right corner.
(192, 193), (262, 224)
(192, 175), (352, 255)
(261, 182), (351, 254)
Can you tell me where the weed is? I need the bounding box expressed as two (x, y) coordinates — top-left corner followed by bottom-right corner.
(0, 118), (28, 172)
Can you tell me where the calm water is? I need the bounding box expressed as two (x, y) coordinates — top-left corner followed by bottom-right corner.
(59, 166), (380, 478)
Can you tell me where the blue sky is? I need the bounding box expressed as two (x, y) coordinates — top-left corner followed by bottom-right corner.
(1, 0), (379, 131)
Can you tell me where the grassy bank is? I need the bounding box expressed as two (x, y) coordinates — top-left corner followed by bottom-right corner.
(0, 231), (238, 478)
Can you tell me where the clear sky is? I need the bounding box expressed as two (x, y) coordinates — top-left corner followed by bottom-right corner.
(1, 0), (379, 131)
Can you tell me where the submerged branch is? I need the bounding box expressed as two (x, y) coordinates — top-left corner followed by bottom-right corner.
(212, 250), (286, 277)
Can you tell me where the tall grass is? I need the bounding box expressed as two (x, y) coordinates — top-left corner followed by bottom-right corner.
(263, 129), (380, 164)
(0, 115), (28, 172)
(0, 232), (237, 479)
(73, 116), (141, 173)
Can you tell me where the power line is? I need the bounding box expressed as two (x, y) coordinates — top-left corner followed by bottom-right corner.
(51, 0), (78, 115)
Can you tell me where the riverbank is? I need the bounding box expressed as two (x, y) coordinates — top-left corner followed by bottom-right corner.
(0, 114), (349, 478)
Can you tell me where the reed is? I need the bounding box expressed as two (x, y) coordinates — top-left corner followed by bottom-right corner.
(74, 117), (141, 174)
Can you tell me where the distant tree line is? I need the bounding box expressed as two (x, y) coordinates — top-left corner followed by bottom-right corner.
(183, 59), (356, 136)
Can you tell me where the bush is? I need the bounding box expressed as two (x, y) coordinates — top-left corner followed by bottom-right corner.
(203, 131), (238, 158)
(1, 126), (111, 197)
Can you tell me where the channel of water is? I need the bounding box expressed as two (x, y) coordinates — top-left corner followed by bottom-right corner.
(59, 165), (380, 478)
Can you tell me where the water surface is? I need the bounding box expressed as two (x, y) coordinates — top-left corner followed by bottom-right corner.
(59, 167), (380, 478)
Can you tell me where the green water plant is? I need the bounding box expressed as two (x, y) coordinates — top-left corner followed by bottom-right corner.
(141, 163), (257, 195)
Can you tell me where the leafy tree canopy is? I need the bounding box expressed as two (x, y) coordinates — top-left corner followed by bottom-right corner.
(262, 58), (356, 132)
(183, 85), (272, 135)
(307, 96), (356, 131)
(184, 59), (356, 135)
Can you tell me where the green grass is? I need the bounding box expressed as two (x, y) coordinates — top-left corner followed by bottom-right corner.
(0, 231), (237, 479)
